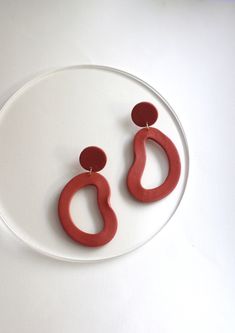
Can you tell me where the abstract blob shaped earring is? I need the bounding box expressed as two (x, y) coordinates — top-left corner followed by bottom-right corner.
(58, 146), (117, 247)
(127, 102), (181, 203)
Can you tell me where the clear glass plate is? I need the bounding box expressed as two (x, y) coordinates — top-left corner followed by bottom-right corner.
(0, 65), (189, 262)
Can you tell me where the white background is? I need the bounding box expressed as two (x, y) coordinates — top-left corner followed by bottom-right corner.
(0, 1), (234, 332)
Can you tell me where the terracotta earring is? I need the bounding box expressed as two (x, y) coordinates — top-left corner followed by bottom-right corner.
(127, 102), (181, 203)
(58, 146), (117, 247)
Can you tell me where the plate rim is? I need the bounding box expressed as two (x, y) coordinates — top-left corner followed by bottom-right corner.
(0, 64), (190, 263)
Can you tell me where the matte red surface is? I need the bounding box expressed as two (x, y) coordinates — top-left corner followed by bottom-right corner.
(131, 102), (158, 127)
(58, 172), (117, 247)
(79, 146), (107, 172)
(127, 127), (181, 202)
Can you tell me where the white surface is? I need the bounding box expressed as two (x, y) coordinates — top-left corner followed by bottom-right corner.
(0, 0), (234, 332)
(0, 65), (188, 261)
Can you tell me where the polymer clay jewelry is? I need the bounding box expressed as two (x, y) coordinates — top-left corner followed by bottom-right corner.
(127, 102), (181, 203)
(58, 146), (117, 247)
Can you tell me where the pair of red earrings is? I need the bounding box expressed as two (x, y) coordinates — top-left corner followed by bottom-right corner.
(58, 102), (181, 247)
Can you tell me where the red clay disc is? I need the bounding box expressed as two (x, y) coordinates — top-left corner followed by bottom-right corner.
(131, 102), (158, 127)
(79, 146), (107, 172)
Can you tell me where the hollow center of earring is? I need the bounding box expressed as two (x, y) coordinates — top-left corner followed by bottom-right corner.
(69, 186), (104, 234)
(141, 140), (169, 189)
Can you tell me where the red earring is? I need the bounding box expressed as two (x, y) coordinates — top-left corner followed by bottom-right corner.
(58, 146), (118, 247)
(127, 102), (181, 203)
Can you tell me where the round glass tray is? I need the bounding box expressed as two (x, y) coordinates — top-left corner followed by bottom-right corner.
(0, 65), (189, 262)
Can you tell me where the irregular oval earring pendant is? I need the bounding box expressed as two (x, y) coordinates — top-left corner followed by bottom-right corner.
(58, 146), (117, 247)
(127, 102), (181, 203)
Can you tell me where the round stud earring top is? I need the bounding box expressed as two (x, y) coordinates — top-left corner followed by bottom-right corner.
(131, 102), (158, 127)
(79, 146), (107, 172)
